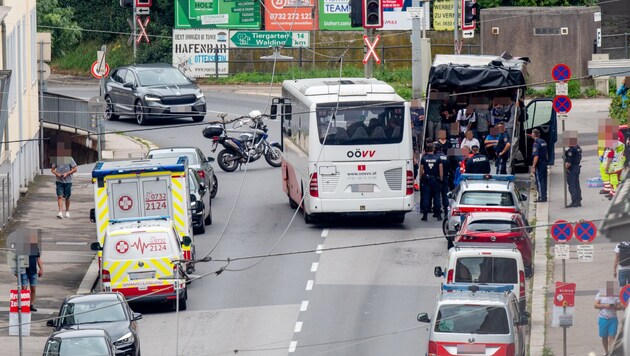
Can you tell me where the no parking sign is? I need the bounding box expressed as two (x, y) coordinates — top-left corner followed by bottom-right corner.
(551, 220), (573, 243)
(574, 220), (597, 243)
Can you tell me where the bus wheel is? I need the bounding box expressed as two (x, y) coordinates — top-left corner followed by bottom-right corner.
(388, 212), (405, 223)
(289, 196), (299, 209)
(304, 211), (315, 224)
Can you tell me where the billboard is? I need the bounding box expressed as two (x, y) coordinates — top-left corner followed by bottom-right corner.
(433, 0), (455, 31)
(175, 0), (262, 29)
(172, 29), (230, 78)
(264, 0), (316, 31)
(318, 0), (353, 30)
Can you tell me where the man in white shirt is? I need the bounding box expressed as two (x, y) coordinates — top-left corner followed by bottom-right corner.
(456, 106), (476, 138)
(460, 130), (480, 150)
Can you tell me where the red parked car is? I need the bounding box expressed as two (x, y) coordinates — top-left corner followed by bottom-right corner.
(455, 211), (533, 276)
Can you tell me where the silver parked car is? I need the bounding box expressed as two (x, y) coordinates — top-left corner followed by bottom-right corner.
(147, 147), (218, 199)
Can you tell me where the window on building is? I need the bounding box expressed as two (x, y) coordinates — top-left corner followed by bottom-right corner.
(30, 9), (37, 86)
(534, 28), (561, 36)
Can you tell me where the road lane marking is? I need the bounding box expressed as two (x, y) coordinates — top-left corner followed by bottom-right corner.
(294, 322), (303, 332)
(310, 262), (319, 272)
(289, 341), (298, 352)
(316, 244), (323, 254)
(306, 280), (314, 290)
(300, 300), (309, 311)
(321, 228), (329, 238)
(56, 241), (87, 246)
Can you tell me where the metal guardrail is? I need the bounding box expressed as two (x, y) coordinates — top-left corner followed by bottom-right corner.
(600, 32), (630, 60)
(41, 91), (95, 134)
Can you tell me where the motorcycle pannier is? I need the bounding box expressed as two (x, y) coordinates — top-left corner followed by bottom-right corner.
(203, 125), (224, 139)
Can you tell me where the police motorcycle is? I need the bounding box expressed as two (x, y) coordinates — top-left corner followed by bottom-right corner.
(203, 110), (282, 172)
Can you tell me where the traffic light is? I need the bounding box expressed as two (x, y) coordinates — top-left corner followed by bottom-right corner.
(461, 0), (479, 31)
(349, 0), (363, 28)
(363, 0), (383, 29)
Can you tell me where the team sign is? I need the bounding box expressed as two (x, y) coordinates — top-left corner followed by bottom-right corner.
(172, 29), (229, 78)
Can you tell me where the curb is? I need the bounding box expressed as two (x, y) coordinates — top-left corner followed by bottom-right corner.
(528, 168), (551, 356)
(77, 256), (99, 295)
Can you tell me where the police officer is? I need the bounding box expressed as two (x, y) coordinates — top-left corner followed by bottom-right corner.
(531, 129), (549, 202)
(465, 145), (491, 174)
(494, 122), (511, 174)
(420, 143), (443, 221)
(434, 142), (450, 216)
(565, 137), (582, 207)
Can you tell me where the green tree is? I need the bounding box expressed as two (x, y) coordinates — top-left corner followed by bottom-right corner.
(37, 0), (82, 58)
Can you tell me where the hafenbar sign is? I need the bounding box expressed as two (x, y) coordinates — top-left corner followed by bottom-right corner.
(172, 29), (229, 78)
(175, 0), (261, 29)
(229, 31), (310, 48)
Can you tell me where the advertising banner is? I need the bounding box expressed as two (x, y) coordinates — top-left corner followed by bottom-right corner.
(175, 0), (261, 29)
(318, 0), (352, 30)
(264, 0), (316, 31)
(433, 0), (455, 31)
(172, 29), (230, 78)
(230, 31), (310, 48)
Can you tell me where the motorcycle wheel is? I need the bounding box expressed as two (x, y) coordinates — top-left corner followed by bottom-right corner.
(265, 143), (282, 167)
(217, 149), (239, 172)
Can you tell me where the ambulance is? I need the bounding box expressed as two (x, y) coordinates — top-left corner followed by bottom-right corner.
(90, 157), (196, 273)
(90, 217), (190, 310)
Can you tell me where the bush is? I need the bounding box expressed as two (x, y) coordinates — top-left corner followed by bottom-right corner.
(609, 94), (628, 125)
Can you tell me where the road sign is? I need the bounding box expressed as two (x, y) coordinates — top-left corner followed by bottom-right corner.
(229, 31), (310, 48)
(551, 220), (573, 242)
(554, 244), (570, 260)
(38, 62), (51, 81)
(136, 7), (150, 15)
(620, 285), (630, 307)
(576, 245), (594, 262)
(557, 113), (568, 121)
(136, 16), (150, 44)
(555, 82), (568, 96)
(554, 282), (576, 307)
(575, 220), (597, 243)
(462, 29), (474, 38)
(363, 35), (381, 64)
(553, 95), (572, 114)
(551, 63), (571, 81)
(90, 61), (110, 79)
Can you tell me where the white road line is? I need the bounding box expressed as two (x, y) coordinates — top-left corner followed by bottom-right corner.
(300, 300), (309, 311)
(289, 341), (298, 353)
(56, 241), (87, 246)
(294, 321), (303, 333)
(310, 262), (319, 272)
(305, 280), (314, 291)
(321, 228), (329, 238)
(316, 244), (323, 254)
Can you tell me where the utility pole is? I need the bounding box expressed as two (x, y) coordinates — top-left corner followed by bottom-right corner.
(364, 28), (373, 79)
(454, 0), (460, 54)
(132, 1), (137, 63)
(411, 0), (425, 100)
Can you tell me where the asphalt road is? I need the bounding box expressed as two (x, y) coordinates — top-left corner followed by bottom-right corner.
(46, 83), (444, 355)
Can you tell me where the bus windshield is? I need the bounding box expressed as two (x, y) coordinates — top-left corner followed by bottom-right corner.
(316, 103), (405, 145)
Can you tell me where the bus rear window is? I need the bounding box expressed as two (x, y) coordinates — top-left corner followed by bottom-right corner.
(316, 104), (405, 145)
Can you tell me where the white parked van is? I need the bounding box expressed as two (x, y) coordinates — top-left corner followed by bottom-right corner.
(434, 242), (527, 310)
(91, 217), (191, 311)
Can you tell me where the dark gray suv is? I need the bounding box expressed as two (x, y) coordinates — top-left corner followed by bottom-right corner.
(103, 63), (206, 125)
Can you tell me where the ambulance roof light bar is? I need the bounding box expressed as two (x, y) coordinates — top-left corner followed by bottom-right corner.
(110, 216), (170, 224)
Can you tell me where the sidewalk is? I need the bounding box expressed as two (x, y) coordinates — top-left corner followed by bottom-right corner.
(543, 98), (615, 356)
(0, 134), (150, 355)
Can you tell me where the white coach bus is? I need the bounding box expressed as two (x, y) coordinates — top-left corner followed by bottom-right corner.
(270, 78), (414, 223)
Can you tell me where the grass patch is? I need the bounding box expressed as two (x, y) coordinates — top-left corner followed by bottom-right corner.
(51, 37), (133, 76)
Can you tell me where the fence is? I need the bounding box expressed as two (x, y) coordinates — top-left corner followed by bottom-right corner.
(41, 92), (95, 134)
(219, 42), (481, 77)
(600, 32), (630, 60)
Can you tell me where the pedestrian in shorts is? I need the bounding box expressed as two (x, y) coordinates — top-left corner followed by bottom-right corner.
(51, 143), (77, 219)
